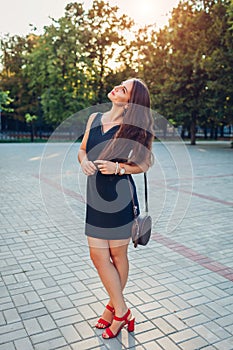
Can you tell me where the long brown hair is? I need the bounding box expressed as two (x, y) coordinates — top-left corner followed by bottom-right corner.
(100, 78), (154, 169)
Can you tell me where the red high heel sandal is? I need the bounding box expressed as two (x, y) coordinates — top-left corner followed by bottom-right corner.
(95, 304), (115, 329)
(102, 308), (135, 339)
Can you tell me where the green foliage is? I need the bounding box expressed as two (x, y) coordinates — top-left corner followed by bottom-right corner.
(25, 113), (38, 123)
(133, 0), (233, 144)
(0, 0), (232, 142)
(24, 8), (90, 126)
(0, 34), (38, 122)
(82, 0), (134, 103)
(23, 0), (134, 126)
(0, 90), (14, 112)
(203, 0), (233, 128)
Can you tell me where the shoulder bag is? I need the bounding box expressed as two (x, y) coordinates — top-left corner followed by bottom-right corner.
(129, 173), (152, 248)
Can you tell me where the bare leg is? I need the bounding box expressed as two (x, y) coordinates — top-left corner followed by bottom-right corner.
(109, 240), (130, 291)
(96, 239), (130, 327)
(88, 237), (130, 332)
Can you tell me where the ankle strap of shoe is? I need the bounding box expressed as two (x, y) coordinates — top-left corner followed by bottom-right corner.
(114, 309), (130, 322)
(106, 304), (114, 312)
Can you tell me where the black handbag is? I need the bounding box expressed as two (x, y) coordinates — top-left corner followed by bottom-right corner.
(129, 173), (152, 248)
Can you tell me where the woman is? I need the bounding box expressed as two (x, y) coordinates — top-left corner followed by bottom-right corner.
(78, 78), (154, 339)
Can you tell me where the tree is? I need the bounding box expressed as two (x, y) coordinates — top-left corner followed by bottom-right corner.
(0, 90), (14, 130)
(25, 5), (91, 127)
(2, 0), (232, 140)
(25, 113), (38, 142)
(161, 1), (211, 144)
(0, 34), (38, 129)
(25, 1), (134, 126)
(203, 0), (233, 137)
(81, 0), (134, 103)
(133, 0), (233, 144)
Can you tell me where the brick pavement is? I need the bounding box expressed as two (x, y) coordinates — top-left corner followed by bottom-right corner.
(0, 141), (232, 350)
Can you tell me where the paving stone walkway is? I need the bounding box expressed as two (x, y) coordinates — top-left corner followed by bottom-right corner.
(0, 141), (232, 350)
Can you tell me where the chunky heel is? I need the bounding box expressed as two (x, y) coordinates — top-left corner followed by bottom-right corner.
(102, 308), (135, 339)
(127, 318), (135, 332)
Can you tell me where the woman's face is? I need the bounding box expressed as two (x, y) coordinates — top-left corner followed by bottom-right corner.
(108, 80), (134, 105)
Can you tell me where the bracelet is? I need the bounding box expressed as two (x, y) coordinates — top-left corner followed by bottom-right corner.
(115, 162), (119, 175)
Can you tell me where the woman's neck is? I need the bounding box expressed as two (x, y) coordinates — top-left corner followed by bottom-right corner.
(104, 104), (124, 122)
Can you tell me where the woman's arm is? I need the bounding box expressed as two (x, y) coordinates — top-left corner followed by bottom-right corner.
(78, 113), (97, 176)
(93, 160), (149, 175)
(119, 162), (149, 175)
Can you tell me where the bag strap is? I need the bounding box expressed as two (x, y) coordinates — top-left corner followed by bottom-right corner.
(144, 173), (148, 213)
(128, 173), (149, 218)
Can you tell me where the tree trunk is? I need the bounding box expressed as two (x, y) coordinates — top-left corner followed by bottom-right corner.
(204, 126), (208, 139)
(181, 127), (185, 139)
(30, 122), (34, 142)
(220, 125), (224, 137)
(210, 123), (214, 139)
(190, 113), (197, 145)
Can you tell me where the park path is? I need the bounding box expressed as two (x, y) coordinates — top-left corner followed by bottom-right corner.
(0, 141), (232, 350)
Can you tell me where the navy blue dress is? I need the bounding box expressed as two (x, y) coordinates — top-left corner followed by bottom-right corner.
(85, 113), (140, 240)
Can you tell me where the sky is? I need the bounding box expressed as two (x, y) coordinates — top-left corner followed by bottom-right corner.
(0, 0), (180, 36)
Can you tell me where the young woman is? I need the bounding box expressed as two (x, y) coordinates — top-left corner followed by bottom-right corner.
(78, 78), (154, 339)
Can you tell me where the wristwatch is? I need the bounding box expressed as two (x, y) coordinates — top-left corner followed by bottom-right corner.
(119, 164), (126, 175)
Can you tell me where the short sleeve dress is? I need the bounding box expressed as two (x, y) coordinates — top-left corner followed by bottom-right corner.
(85, 113), (140, 240)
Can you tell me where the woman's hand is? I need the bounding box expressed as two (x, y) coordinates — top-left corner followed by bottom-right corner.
(94, 160), (117, 175)
(81, 159), (97, 176)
